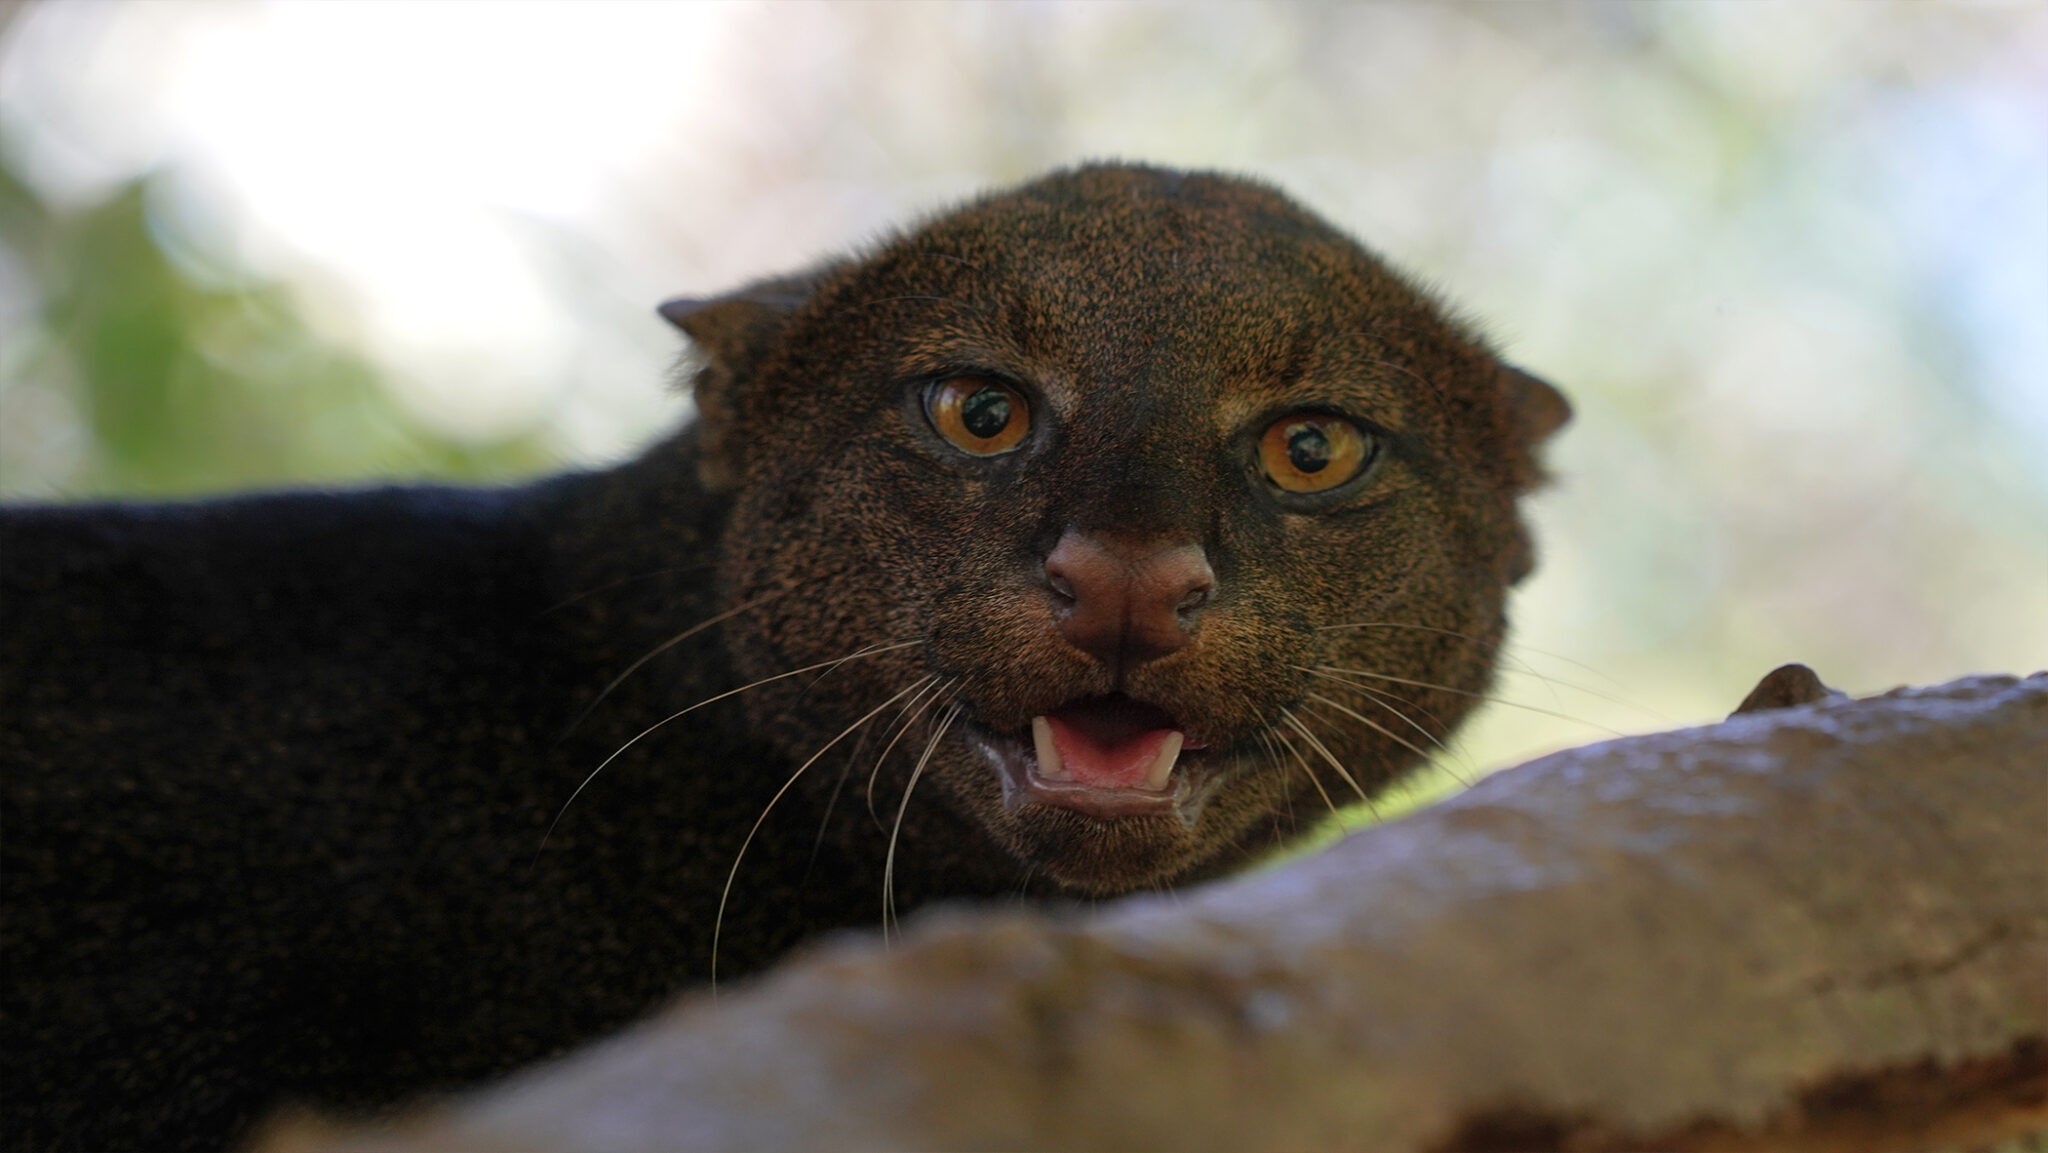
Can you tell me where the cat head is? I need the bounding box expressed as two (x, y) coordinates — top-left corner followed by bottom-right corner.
(663, 164), (1568, 894)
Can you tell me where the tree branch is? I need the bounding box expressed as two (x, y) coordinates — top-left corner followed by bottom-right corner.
(264, 674), (2048, 1153)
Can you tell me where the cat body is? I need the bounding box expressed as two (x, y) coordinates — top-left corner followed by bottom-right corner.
(1, 165), (1565, 1149)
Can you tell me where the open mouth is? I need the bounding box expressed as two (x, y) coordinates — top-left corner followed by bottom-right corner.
(975, 694), (1211, 820)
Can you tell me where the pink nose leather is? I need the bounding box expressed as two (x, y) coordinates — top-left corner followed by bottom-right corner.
(1043, 529), (1214, 669)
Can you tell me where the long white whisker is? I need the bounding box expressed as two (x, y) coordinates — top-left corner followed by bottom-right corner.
(804, 720), (877, 881)
(563, 588), (786, 737)
(1315, 619), (1578, 711)
(814, 675), (949, 860)
(711, 675), (936, 991)
(1253, 728), (1297, 838)
(1314, 622), (1664, 720)
(1280, 707), (1373, 809)
(883, 699), (962, 945)
(1304, 665), (1629, 737)
(1303, 671), (1462, 758)
(1326, 679), (1475, 787)
(1302, 691), (1439, 766)
(864, 676), (954, 827)
(1337, 676), (1457, 741)
(540, 563), (719, 615)
(537, 639), (919, 859)
(1270, 724), (1337, 817)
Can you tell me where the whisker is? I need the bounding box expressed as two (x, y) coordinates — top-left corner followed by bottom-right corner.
(1269, 723), (1338, 817)
(864, 676), (955, 828)
(883, 699), (962, 945)
(1315, 621), (1665, 721)
(1316, 619), (1565, 704)
(1318, 620), (1491, 640)
(1304, 672), (1463, 758)
(540, 562), (720, 616)
(1301, 688), (1473, 793)
(1301, 691), (1440, 766)
(1372, 699), (1473, 789)
(536, 639), (919, 860)
(1358, 354), (1444, 403)
(562, 587), (788, 737)
(1332, 679), (1478, 788)
(711, 675), (936, 991)
(1304, 665), (1630, 737)
(1254, 728), (1298, 838)
(811, 675), (947, 857)
(1338, 677), (1457, 741)
(1496, 664), (1672, 723)
(788, 625), (917, 708)
(1279, 708), (1375, 811)
(804, 716), (880, 883)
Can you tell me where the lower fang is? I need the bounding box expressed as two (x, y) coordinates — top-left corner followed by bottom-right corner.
(1030, 716), (1068, 780)
(1144, 731), (1184, 791)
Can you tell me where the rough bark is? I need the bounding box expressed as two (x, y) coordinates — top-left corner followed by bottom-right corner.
(261, 673), (2048, 1153)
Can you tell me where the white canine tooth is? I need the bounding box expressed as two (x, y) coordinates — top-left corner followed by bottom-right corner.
(1031, 717), (1068, 780)
(1144, 732), (1184, 792)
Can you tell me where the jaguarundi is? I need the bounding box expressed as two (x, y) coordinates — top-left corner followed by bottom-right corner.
(1, 163), (1570, 1151)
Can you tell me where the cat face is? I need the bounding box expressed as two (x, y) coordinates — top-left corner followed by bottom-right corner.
(675, 165), (1567, 894)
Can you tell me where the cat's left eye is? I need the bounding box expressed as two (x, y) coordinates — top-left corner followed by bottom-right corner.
(925, 377), (1031, 456)
(1257, 414), (1373, 494)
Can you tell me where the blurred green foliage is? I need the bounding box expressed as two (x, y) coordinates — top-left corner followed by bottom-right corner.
(2, 0), (2039, 753)
(0, 155), (553, 500)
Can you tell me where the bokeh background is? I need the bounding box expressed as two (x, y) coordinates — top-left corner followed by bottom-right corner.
(2, 0), (2043, 791)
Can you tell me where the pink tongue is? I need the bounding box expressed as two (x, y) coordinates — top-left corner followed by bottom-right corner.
(1044, 714), (1180, 789)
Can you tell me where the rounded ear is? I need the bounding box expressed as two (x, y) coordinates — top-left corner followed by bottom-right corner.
(657, 278), (815, 364)
(1496, 367), (1572, 586)
(1506, 366), (1572, 444)
(658, 268), (833, 492)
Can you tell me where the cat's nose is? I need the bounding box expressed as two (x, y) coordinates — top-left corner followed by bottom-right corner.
(1043, 529), (1214, 669)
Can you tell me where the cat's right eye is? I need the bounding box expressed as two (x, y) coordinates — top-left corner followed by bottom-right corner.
(1257, 413), (1374, 494)
(925, 377), (1031, 456)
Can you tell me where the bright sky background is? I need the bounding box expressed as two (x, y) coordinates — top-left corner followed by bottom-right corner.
(2, 0), (2043, 778)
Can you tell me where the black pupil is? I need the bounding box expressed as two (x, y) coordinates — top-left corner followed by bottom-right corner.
(1286, 424), (1331, 473)
(961, 388), (1013, 439)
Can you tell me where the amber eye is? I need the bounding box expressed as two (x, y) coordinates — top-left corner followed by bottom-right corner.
(925, 377), (1031, 456)
(1257, 414), (1373, 494)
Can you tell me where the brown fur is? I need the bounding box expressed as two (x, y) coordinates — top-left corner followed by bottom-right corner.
(678, 164), (1567, 892)
(1, 163), (1565, 1150)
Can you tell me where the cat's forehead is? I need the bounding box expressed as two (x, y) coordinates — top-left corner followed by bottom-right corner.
(834, 181), (1471, 432)
(901, 170), (1350, 294)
